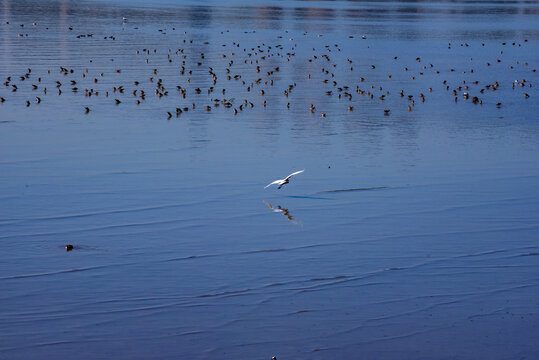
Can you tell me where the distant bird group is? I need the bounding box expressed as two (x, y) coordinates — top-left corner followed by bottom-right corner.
(0, 20), (534, 122)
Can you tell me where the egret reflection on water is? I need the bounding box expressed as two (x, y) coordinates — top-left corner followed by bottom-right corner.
(264, 201), (299, 224)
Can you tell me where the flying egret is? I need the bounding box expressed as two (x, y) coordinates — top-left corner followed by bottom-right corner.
(264, 170), (304, 189)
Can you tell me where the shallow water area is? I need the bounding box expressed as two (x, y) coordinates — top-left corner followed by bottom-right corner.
(1, 0), (539, 359)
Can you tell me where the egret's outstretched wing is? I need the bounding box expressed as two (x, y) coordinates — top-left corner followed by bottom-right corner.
(265, 180), (282, 189)
(284, 169), (304, 181)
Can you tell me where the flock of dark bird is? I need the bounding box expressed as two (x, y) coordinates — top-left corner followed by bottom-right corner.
(0, 20), (535, 121)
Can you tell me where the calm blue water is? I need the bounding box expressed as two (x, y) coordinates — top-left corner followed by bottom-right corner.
(1, 0), (538, 359)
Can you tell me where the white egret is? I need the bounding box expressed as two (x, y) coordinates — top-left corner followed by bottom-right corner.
(264, 170), (304, 189)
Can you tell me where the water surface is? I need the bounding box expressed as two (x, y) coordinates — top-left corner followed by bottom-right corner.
(1, 0), (538, 359)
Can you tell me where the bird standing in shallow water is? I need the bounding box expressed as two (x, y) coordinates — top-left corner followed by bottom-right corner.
(265, 170), (304, 189)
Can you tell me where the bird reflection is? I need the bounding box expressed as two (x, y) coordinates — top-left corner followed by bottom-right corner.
(264, 201), (298, 224)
